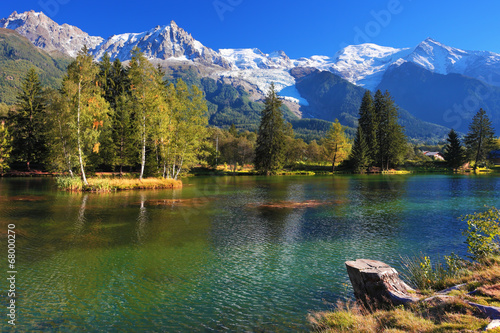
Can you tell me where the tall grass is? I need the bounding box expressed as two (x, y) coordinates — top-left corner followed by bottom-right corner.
(56, 176), (182, 192)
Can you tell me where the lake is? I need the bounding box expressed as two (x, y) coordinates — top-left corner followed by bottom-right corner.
(1, 174), (500, 332)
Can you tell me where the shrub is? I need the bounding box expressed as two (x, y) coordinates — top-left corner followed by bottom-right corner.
(461, 207), (500, 261)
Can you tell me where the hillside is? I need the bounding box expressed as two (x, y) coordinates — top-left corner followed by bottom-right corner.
(0, 28), (71, 104)
(293, 68), (451, 142)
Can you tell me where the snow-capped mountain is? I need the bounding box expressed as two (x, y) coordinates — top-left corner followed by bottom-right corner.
(0, 10), (103, 57)
(406, 38), (500, 85)
(93, 21), (232, 69)
(4, 10), (500, 114)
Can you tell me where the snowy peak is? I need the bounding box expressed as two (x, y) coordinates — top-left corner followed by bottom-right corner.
(219, 48), (293, 70)
(327, 43), (412, 89)
(0, 10), (103, 57)
(408, 37), (469, 74)
(93, 21), (231, 68)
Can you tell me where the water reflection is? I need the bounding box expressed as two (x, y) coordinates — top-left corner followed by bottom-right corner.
(74, 194), (88, 235)
(136, 193), (148, 244)
(2, 175), (500, 332)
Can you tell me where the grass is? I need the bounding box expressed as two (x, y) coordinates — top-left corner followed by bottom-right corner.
(56, 176), (182, 192)
(311, 256), (500, 332)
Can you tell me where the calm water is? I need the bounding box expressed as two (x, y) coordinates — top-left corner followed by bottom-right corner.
(1, 174), (500, 332)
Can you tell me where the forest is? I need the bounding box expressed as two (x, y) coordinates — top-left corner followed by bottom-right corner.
(0, 47), (497, 183)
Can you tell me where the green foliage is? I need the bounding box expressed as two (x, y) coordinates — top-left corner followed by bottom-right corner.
(44, 88), (78, 175)
(0, 28), (71, 104)
(443, 129), (466, 170)
(374, 90), (407, 170)
(358, 90), (377, 164)
(400, 254), (464, 291)
(128, 48), (166, 180)
(350, 126), (370, 173)
(461, 207), (500, 261)
(255, 83), (286, 175)
(0, 120), (12, 173)
(62, 46), (110, 184)
(464, 108), (496, 171)
(8, 68), (47, 170)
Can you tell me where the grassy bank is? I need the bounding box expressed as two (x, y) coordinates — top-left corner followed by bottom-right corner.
(310, 257), (500, 332)
(311, 207), (500, 332)
(56, 176), (182, 192)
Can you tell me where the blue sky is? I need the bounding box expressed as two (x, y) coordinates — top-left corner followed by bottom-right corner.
(2, 0), (500, 58)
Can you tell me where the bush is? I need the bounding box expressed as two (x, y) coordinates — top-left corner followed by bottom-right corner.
(461, 207), (500, 261)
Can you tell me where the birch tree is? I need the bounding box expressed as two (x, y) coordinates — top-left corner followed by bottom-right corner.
(63, 46), (109, 185)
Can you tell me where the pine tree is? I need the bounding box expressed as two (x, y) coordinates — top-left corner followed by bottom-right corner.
(374, 90), (406, 170)
(358, 90), (377, 165)
(350, 126), (369, 173)
(9, 68), (47, 170)
(464, 108), (495, 171)
(255, 83), (286, 175)
(324, 119), (350, 172)
(443, 129), (466, 171)
(63, 46), (110, 185)
(0, 120), (12, 173)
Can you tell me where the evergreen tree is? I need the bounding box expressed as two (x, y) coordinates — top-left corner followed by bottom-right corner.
(350, 126), (369, 173)
(255, 83), (286, 175)
(374, 90), (406, 170)
(464, 108), (495, 171)
(9, 68), (47, 170)
(324, 119), (350, 172)
(63, 46), (110, 185)
(358, 90), (377, 164)
(443, 129), (466, 171)
(0, 120), (12, 173)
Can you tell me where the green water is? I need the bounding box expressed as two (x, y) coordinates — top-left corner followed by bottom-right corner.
(1, 174), (500, 332)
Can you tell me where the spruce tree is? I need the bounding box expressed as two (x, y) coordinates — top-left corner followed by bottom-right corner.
(464, 108), (495, 171)
(255, 83), (286, 175)
(10, 68), (47, 170)
(374, 90), (406, 170)
(350, 126), (369, 173)
(358, 90), (377, 165)
(0, 120), (12, 173)
(443, 129), (466, 171)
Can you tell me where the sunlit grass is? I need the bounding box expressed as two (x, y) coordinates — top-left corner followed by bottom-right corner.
(56, 176), (182, 192)
(311, 256), (500, 332)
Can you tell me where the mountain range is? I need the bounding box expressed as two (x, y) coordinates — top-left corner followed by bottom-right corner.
(2, 10), (500, 138)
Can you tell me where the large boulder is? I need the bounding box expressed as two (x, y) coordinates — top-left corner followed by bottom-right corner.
(345, 259), (419, 307)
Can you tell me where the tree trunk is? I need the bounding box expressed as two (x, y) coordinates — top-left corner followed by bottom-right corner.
(139, 113), (146, 181)
(331, 144), (338, 172)
(76, 80), (88, 186)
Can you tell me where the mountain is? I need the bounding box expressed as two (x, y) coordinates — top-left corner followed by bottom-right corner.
(292, 68), (450, 142)
(0, 11), (103, 57)
(0, 28), (71, 104)
(377, 61), (500, 133)
(5, 10), (500, 140)
(93, 21), (232, 69)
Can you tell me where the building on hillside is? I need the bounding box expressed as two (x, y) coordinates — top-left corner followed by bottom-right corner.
(488, 150), (500, 165)
(422, 151), (445, 161)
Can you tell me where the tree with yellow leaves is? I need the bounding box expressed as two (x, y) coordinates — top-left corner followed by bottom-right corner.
(324, 119), (351, 172)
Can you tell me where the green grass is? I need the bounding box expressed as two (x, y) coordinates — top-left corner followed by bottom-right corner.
(56, 176), (182, 192)
(311, 256), (500, 332)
